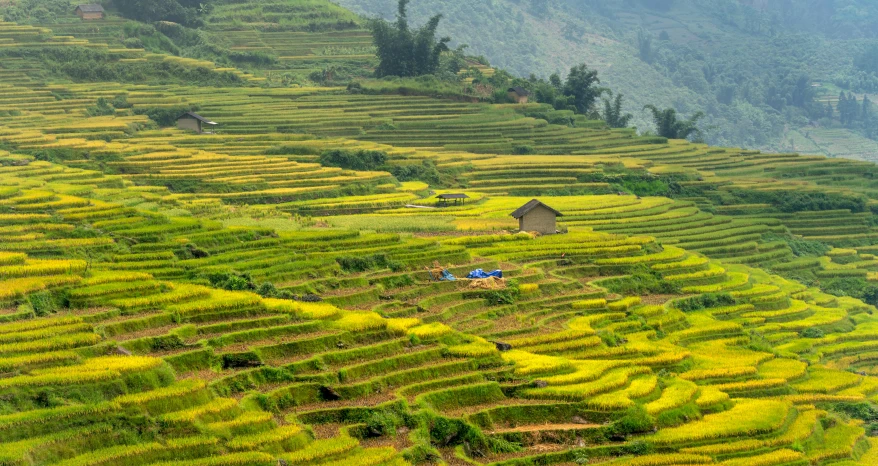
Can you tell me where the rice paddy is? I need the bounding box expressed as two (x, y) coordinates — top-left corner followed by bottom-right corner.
(0, 0), (874, 465)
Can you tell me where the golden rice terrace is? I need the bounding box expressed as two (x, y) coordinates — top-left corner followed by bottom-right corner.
(0, 1), (875, 465)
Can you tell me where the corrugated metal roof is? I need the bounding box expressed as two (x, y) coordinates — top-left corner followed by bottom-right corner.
(177, 112), (217, 125)
(76, 4), (105, 13)
(510, 199), (563, 219)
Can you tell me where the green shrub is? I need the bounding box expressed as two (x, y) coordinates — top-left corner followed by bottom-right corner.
(607, 406), (654, 438)
(28, 291), (62, 316)
(512, 145), (535, 155)
(727, 189), (867, 213)
(336, 254), (402, 273)
(206, 271), (255, 291)
(111, 95), (132, 109)
(122, 37), (144, 49)
(320, 149), (387, 171)
(390, 160), (441, 185)
(675, 293), (736, 312)
(424, 412), (520, 455)
(832, 402), (878, 422)
(364, 410), (405, 437)
(763, 233), (829, 257)
(86, 98), (115, 117)
(821, 277), (878, 306)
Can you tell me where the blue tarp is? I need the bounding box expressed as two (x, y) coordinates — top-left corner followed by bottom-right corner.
(440, 270), (456, 281)
(467, 269), (503, 279)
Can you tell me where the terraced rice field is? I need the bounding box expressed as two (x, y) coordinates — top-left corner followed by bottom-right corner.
(1, 153), (876, 465)
(0, 1), (875, 465)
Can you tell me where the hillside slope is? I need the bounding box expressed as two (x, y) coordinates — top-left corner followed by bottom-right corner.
(337, 0), (878, 159)
(0, 0), (874, 465)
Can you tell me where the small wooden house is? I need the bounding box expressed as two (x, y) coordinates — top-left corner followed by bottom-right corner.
(176, 112), (217, 134)
(437, 193), (469, 206)
(75, 4), (105, 20)
(511, 199), (562, 235)
(507, 86), (530, 104)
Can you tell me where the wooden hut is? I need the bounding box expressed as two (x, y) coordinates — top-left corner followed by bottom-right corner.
(511, 199), (562, 235)
(437, 193), (469, 206)
(507, 86), (530, 104)
(75, 4), (105, 20)
(176, 112), (217, 134)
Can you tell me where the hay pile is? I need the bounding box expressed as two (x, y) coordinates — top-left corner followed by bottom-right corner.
(426, 260), (447, 280)
(464, 276), (507, 290)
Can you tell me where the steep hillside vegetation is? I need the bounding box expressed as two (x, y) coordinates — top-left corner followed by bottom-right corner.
(0, 0), (874, 465)
(338, 0), (878, 160)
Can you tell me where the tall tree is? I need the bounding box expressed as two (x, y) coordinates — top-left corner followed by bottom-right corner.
(644, 105), (705, 140)
(563, 64), (605, 114)
(371, 0), (451, 78)
(839, 92), (852, 125)
(865, 98), (877, 140)
(855, 44), (878, 74)
(602, 92), (633, 128)
(531, 0), (550, 18)
(636, 28), (654, 63)
(790, 74), (813, 108)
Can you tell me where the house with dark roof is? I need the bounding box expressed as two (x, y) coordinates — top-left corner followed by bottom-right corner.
(436, 193), (469, 206)
(75, 4), (105, 20)
(511, 199), (562, 235)
(176, 112), (217, 134)
(507, 86), (530, 104)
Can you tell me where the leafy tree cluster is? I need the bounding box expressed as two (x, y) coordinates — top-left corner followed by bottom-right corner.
(636, 29), (654, 64)
(390, 160), (441, 185)
(1, 0), (72, 24)
(601, 269), (681, 296)
(206, 271), (256, 292)
(726, 189), (867, 214)
(675, 293), (736, 312)
(486, 64), (615, 120)
(205, 271), (316, 301)
(337, 253), (403, 272)
(483, 55), (703, 137)
(832, 402), (878, 436)
(86, 98), (116, 117)
(134, 105), (201, 127)
(563, 64), (604, 115)
(643, 105), (704, 140)
(320, 149), (388, 171)
(821, 277), (878, 308)
(856, 45), (878, 75)
(837, 93), (878, 139)
(319, 149), (442, 185)
(762, 233), (830, 258)
(601, 92), (633, 128)
(370, 0), (450, 78)
(112, 0), (214, 27)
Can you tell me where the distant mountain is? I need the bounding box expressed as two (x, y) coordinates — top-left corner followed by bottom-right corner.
(336, 0), (878, 160)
